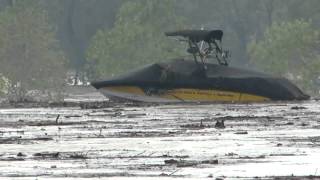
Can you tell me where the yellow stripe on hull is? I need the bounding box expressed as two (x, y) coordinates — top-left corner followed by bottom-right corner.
(103, 86), (269, 102)
(105, 86), (145, 95)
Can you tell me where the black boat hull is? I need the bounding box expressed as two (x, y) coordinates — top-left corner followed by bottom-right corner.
(92, 60), (309, 102)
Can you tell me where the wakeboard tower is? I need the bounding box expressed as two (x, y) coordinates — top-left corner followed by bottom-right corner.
(91, 29), (309, 102)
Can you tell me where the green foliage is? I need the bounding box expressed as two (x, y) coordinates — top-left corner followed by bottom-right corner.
(248, 19), (320, 94)
(41, 0), (122, 73)
(86, 0), (186, 78)
(0, 0), (68, 100)
(0, 74), (8, 96)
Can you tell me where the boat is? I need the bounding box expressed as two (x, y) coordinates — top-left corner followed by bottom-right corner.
(91, 30), (309, 102)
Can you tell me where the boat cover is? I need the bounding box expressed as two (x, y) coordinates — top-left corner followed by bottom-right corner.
(92, 59), (309, 101)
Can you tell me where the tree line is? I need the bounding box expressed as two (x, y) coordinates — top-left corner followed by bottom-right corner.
(0, 0), (319, 101)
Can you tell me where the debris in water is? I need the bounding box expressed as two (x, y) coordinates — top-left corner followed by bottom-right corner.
(234, 131), (248, 135)
(291, 106), (307, 110)
(239, 155), (265, 159)
(215, 119), (225, 129)
(225, 152), (238, 156)
(17, 152), (26, 157)
(69, 152), (88, 159)
(64, 115), (82, 118)
(0, 98), (319, 179)
(180, 119), (211, 129)
(33, 152), (60, 159)
(55, 114), (60, 124)
(164, 159), (218, 167)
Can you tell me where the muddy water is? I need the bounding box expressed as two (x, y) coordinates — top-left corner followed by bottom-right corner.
(0, 99), (320, 179)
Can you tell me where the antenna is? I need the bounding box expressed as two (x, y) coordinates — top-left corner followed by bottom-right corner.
(199, 26), (205, 51)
